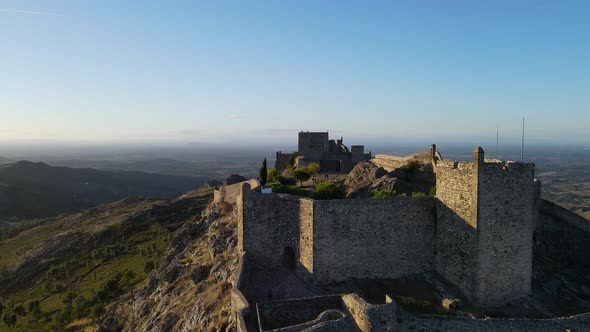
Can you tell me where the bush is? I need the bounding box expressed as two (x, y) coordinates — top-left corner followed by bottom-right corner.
(411, 192), (426, 197)
(399, 159), (421, 175)
(429, 186), (436, 196)
(292, 169), (311, 186)
(90, 303), (105, 321)
(372, 189), (398, 198)
(314, 182), (346, 200)
(144, 261), (156, 274)
(277, 176), (297, 186)
(269, 182), (307, 196)
(267, 168), (280, 182)
(27, 300), (42, 320)
(72, 296), (88, 318)
(305, 163), (320, 175)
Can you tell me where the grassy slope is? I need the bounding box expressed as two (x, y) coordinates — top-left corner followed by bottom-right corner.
(0, 189), (212, 332)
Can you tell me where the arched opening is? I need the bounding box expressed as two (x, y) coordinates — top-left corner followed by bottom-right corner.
(282, 247), (296, 271)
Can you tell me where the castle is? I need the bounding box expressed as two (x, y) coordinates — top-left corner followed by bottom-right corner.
(219, 144), (590, 331)
(275, 131), (371, 172)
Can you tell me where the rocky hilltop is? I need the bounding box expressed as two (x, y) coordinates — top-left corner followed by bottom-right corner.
(344, 150), (436, 198)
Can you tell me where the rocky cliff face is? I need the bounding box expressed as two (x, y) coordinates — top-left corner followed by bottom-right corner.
(98, 200), (240, 332)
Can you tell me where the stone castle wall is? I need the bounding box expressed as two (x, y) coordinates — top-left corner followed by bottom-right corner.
(475, 161), (535, 306)
(214, 179), (259, 205)
(312, 197), (437, 283)
(434, 151), (536, 307)
(275, 152), (293, 171)
(239, 186), (437, 283)
(238, 187), (312, 268)
(435, 160), (478, 299)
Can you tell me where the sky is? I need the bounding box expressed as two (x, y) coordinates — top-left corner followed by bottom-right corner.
(1, 0), (589, 147)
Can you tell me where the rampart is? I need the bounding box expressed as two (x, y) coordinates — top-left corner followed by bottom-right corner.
(213, 179), (259, 205)
(238, 184), (437, 283)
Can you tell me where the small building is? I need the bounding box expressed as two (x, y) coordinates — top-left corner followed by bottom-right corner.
(275, 131), (371, 172)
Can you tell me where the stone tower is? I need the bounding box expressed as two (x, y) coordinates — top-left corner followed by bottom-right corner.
(435, 147), (536, 307)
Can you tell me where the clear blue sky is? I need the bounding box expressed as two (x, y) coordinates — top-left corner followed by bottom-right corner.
(1, 0), (589, 146)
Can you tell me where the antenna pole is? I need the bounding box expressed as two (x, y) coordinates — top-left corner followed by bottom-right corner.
(521, 117), (525, 162)
(496, 124), (499, 159)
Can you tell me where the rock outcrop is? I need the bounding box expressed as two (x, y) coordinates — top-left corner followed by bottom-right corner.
(344, 159), (435, 198)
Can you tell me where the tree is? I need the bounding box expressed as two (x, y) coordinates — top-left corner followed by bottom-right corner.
(306, 162), (320, 175)
(399, 159), (421, 175)
(292, 169), (311, 187)
(12, 304), (25, 317)
(259, 158), (268, 186)
(2, 310), (17, 329)
(27, 301), (42, 320)
(91, 303), (105, 322)
(54, 283), (65, 298)
(144, 261), (156, 274)
(73, 295), (87, 318)
(63, 292), (77, 307)
(267, 168), (280, 183)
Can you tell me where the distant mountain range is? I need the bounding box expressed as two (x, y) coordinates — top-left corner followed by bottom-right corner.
(0, 161), (207, 220)
(47, 157), (259, 179)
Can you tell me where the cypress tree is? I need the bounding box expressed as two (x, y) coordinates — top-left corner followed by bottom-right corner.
(260, 158), (268, 186)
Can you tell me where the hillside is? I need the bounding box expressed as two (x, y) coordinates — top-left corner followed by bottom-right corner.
(97, 196), (239, 331)
(0, 187), (213, 331)
(0, 161), (206, 220)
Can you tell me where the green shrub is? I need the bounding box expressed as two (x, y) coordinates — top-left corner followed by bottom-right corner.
(372, 189), (398, 198)
(314, 182), (346, 200)
(305, 163), (320, 175)
(411, 192), (426, 197)
(277, 176), (297, 186)
(269, 182), (307, 196)
(399, 159), (421, 175)
(144, 261), (156, 274)
(90, 303), (105, 321)
(429, 186), (436, 196)
(267, 168), (280, 182)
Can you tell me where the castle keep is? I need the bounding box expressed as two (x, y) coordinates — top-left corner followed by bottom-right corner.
(275, 131), (371, 172)
(239, 147), (536, 308)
